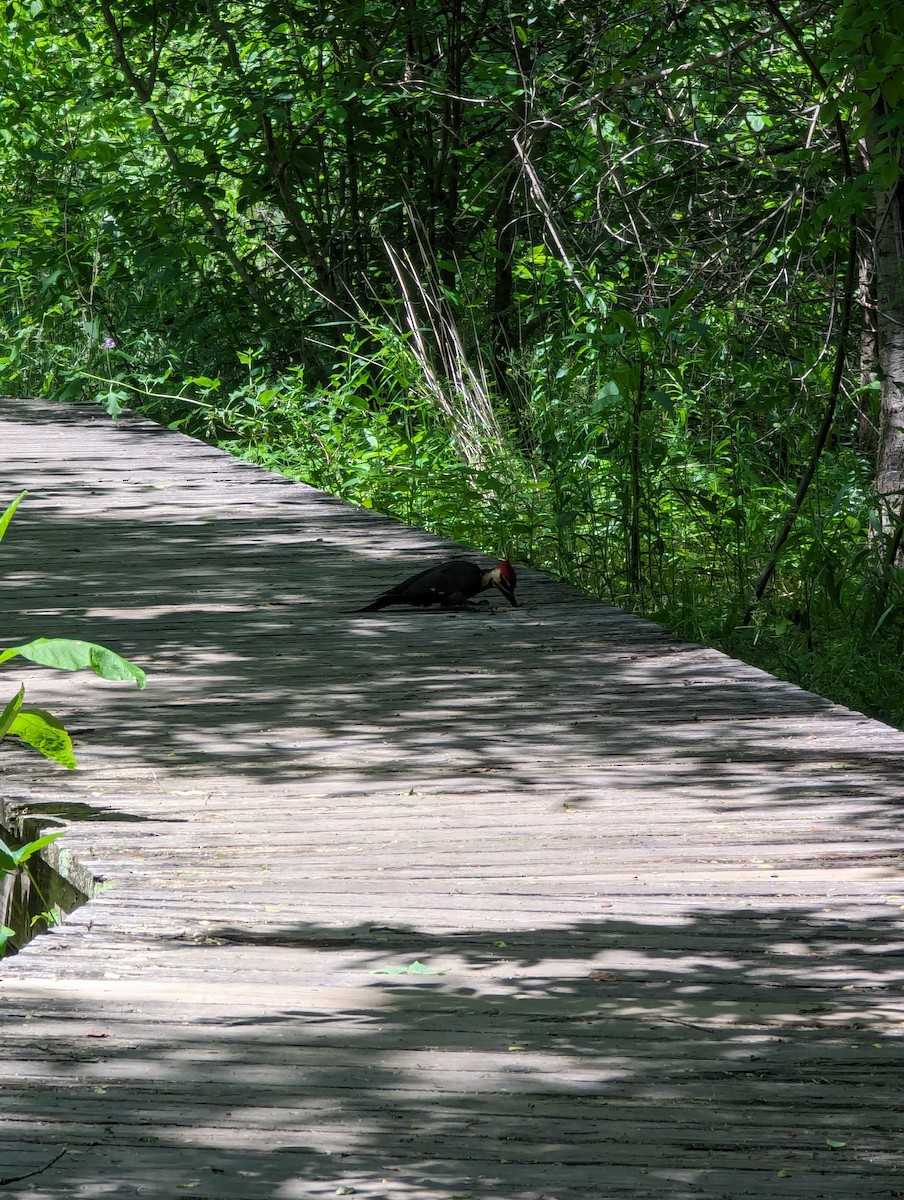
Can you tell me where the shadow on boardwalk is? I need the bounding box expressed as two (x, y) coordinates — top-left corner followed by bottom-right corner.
(4, 906), (902, 1198)
(2, 404), (903, 1198)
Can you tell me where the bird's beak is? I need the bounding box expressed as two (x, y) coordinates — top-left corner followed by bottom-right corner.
(496, 580), (519, 607)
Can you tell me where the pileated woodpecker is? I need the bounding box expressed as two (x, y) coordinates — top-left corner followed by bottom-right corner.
(360, 558), (518, 611)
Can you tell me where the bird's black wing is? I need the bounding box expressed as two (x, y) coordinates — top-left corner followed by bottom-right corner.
(358, 563), (441, 611)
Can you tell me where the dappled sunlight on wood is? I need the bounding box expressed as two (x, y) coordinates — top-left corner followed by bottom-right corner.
(1, 400), (903, 1198)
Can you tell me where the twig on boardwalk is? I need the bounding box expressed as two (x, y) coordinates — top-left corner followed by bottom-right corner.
(0, 1145), (68, 1185)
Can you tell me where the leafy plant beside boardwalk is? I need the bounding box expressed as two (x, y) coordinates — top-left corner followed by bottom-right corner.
(0, 491), (146, 954)
(0, 828), (66, 954)
(1, 4), (903, 723)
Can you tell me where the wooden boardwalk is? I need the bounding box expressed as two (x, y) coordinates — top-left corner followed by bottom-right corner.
(1, 395), (903, 1199)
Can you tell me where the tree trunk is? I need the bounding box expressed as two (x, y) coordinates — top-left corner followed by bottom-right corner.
(872, 113), (904, 561)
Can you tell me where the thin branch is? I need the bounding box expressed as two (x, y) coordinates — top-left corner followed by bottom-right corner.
(0, 1146), (68, 1186)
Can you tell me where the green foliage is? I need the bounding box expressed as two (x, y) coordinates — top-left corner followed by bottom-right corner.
(0, 828), (68, 957)
(0, 638), (148, 688)
(0, 829), (66, 875)
(373, 960), (447, 976)
(31, 903), (63, 932)
(1, 690), (78, 772)
(0, 490), (25, 542)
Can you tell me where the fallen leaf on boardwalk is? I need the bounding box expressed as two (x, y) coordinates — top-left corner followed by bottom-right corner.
(826, 1138), (847, 1148)
(372, 960), (446, 975)
(589, 970), (618, 981)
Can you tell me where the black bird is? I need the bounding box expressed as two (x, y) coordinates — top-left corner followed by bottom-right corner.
(360, 558), (518, 611)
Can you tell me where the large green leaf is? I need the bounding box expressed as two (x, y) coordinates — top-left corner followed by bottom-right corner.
(0, 638), (146, 689)
(8, 707), (78, 770)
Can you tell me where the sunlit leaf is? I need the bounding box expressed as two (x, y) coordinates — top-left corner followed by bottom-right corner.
(0, 684), (25, 739)
(0, 638), (146, 689)
(9, 708), (78, 769)
(0, 490), (26, 544)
